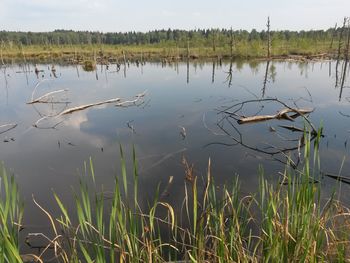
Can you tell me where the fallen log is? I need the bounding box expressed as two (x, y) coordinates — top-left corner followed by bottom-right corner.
(237, 108), (313, 124)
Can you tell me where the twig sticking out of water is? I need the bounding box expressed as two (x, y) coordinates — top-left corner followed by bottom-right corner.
(127, 120), (136, 134)
(160, 176), (174, 199)
(179, 126), (186, 140)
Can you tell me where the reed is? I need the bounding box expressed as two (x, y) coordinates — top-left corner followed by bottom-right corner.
(0, 164), (23, 262)
(1, 132), (350, 262)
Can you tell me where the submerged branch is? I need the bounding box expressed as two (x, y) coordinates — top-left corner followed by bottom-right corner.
(323, 172), (350, 185)
(0, 123), (17, 134)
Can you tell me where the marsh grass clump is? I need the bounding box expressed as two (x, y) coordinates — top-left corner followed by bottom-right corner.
(1, 133), (350, 262)
(0, 165), (23, 262)
(82, 60), (96, 71)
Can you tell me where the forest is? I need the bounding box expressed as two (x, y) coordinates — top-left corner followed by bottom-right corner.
(0, 28), (338, 47)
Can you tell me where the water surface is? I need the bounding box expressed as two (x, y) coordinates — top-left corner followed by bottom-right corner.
(1, 59), (350, 247)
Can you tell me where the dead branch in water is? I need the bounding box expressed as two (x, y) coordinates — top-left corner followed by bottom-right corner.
(59, 98), (121, 115)
(27, 89), (69, 104)
(33, 116), (63, 130)
(30, 79), (50, 102)
(59, 90), (147, 115)
(278, 125), (306, 133)
(220, 97), (317, 132)
(209, 97), (319, 169)
(0, 123), (17, 134)
(237, 108), (313, 124)
(322, 172), (350, 185)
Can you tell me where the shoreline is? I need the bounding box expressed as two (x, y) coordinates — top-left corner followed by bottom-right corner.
(0, 44), (335, 65)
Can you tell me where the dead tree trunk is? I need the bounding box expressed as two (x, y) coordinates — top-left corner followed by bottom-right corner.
(267, 17), (271, 59)
(336, 18), (347, 87)
(212, 30), (216, 52)
(329, 23), (338, 53)
(329, 23), (338, 76)
(230, 27), (234, 58)
(340, 20), (350, 101)
(187, 39), (190, 59)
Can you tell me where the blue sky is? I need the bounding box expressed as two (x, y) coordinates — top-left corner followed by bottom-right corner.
(0, 0), (348, 32)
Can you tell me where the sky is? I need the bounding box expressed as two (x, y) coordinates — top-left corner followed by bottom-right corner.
(0, 0), (349, 32)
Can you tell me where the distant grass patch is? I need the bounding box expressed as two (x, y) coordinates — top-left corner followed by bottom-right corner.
(0, 39), (334, 64)
(82, 60), (96, 71)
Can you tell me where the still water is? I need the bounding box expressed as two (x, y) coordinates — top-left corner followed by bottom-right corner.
(0, 59), (350, 243)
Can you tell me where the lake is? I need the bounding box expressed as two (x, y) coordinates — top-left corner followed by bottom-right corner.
(1, 59), (350, 251)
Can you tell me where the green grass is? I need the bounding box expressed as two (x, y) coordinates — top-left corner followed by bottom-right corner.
(1, 133), (350, 262)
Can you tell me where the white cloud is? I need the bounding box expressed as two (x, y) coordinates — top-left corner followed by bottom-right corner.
(63, 111), (88, 129)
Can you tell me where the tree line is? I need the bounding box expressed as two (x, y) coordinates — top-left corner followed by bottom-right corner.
(0, 28), (338, 47)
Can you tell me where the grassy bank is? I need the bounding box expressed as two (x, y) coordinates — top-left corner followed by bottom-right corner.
(0, 40), (334, 65)
(1, 135), (350, 262)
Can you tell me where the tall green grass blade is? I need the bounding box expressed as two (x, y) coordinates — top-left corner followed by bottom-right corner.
(132, 145), (138, 207)
(193, 177), (197, 236)
(53, 192), (71, 226)
(119, 144), (128, 196)
(89, 157), (95, 183)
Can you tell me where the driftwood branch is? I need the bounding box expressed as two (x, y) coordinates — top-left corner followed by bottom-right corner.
(220, 98), (317, 133)
(59, 98), (121, 115)
(209, 97), (319, 169)
(59, 90), (147, 115)
(27, 89), (69, 104)
(237, 108), (314, 124)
